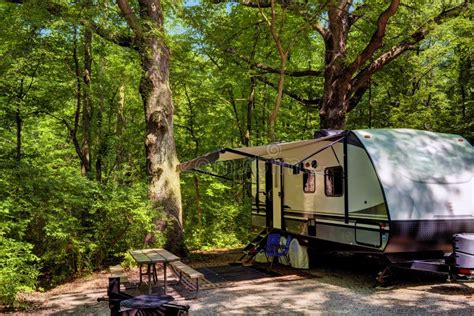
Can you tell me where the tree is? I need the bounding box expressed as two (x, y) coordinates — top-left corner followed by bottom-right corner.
(113, 0), (184, 254)
(5, 0), (185, 254)
(212, 0), (470, 129)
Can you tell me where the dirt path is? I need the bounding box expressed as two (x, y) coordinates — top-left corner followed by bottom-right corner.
(3, 252), (474, 315)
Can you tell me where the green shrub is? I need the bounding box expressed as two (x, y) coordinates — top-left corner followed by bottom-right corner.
(0, 235), (39, 307)
(0, 161), (159, 302)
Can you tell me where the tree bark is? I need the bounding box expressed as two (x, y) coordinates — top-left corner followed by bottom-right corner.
(71, 30), (87, 168)
(15, 94), (22, 163)
(316, 1), (365, 129)
(228, 87), (246, 144)
(243, 76), (256, 198)
(268, 58), (287, 139)
(121, 0), (184, 255)
(140, 40), (184, 255)
(81, 27), (93, 177)
(245, 76), (256, 147)
(115, 84), (126, 167)
(95, 57), (106, 182)
(14, 64), (40, 163)
(117, 85), (126, 136)
(458, 47), (472, 121)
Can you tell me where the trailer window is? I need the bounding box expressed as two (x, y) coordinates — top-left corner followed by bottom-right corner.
(303, 170), (315, 193)
(325, 166), (343, 196)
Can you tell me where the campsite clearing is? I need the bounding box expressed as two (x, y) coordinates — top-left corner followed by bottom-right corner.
(7, 251), (474, 315)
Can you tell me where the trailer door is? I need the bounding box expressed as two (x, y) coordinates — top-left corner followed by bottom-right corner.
(273, 164), (282, 229)
(265, 161), (273, 228)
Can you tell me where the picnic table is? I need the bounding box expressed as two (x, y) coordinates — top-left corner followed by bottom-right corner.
(130, 248), (180, 294)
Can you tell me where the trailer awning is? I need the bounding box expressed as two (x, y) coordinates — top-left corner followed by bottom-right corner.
(177, 133), (343, 172)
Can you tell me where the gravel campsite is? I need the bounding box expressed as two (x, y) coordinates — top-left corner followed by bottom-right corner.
(5, 251), (473, 315)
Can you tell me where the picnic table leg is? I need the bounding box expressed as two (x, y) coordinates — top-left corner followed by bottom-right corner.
(152, 264), (158, 283)
(148, 264), (152, 294)
(164, 262), (167, 294)
(139, 264), (143, 286)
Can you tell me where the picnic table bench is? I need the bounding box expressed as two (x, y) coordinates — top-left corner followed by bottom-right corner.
(109, 265), (129, 284)
(170, 261), (204, 298)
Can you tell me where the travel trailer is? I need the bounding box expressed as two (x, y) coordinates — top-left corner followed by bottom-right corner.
(178, 129), (474, 280)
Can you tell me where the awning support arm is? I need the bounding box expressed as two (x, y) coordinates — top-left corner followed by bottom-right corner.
(297, 137), (345, 165)
(189, 168), (233, 181)
(330, 145), (342, 166)
(222, 148), (296, 170)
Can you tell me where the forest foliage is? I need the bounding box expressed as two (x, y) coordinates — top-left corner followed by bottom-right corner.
(0, 0), (472, 307)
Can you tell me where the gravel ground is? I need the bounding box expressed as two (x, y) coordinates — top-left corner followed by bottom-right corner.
(190, 270), (474, 315)
(3, 252), (473, 315)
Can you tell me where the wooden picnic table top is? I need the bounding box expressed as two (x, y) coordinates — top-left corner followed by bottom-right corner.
(130, 248), (180, 265)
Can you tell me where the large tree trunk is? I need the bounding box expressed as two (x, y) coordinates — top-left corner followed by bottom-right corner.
(114, 0), (185, 255)
(317, 1), (352, 130)
(140, 48), (184, 254)
(139, 31), (184, 256)
(319, 78), (351, 129)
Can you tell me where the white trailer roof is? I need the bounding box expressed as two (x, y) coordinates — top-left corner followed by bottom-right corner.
(353, 129), (474, 220)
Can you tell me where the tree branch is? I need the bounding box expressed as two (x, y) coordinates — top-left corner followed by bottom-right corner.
(211, 0), (271, 8)
(347, 0), (400, 74)
(255, 76), (320, 107)
(227, 87), (246, 144)
(348, 82), (369, 112)
(86, 20), (134, 48)
(5, 0), (134, 48)
(43, 112), (86, 166)
(351, 42), (415, 93)
(313, 23), (327, 38)
(212, 0), (329, 39)
(351, 0), (469, 94)
(225, 48), (322, 77)
(338, 0), (351, 12)
(117, 0), (142, 36)
(348, 3), (368, 26)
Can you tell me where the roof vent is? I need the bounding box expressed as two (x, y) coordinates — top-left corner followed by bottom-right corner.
(314, 129), (343, 139)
